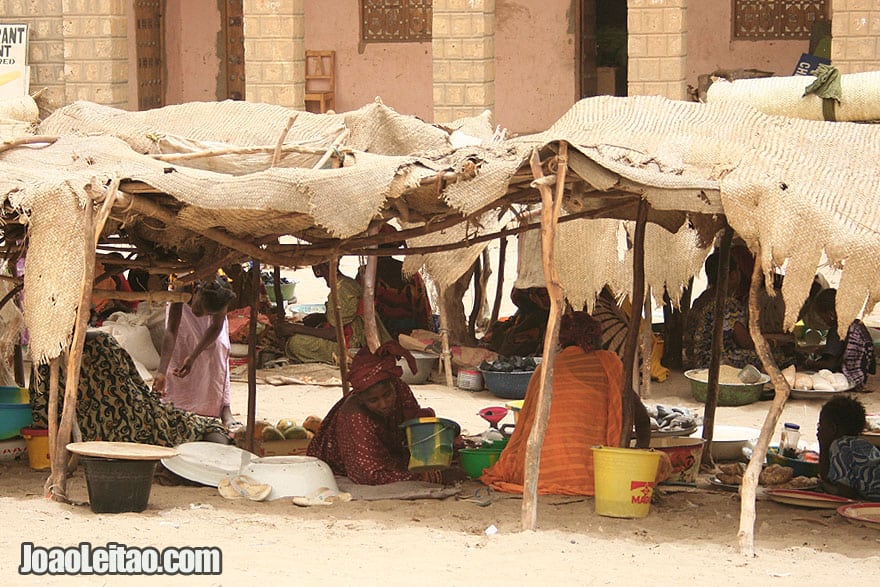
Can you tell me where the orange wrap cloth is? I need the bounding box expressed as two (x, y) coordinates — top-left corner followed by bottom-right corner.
(479, 346), (623, 496)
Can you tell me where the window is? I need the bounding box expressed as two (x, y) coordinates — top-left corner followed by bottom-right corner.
(361, 0), (432, 43)
(733, 1), (829, 40)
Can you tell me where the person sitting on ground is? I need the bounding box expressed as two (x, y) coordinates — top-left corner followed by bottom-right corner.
(800, 288), (875, 390)
(480, 310), (658, 496)
(30, 331), (229, 446)
(278, 262), (391, 364)
(153, 277), (240, 430)
(683, 253), (763, 370)
(817, 395), (880, 501)
(482, 286), (551, 357)
(307, 341), (467, 485)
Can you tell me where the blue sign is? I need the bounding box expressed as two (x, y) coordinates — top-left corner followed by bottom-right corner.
(793, 53), (831, 76)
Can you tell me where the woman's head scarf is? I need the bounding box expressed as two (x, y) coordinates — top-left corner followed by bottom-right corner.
(559, 311), (604, 353)
(347, 340), (417, 394)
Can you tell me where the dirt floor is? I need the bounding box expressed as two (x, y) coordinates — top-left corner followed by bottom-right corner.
(2, 368), (879, 586)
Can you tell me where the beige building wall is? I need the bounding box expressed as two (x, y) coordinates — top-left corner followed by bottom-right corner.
(831, 1), (880, 73)
(627, 0), (688, 100)
(164, 0), (223, 104)
(243, 0), (304, 108)
(432, 0), (495, 124)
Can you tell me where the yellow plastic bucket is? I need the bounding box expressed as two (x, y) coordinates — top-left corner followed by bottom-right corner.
(400, 417), (460, 472)
(20, 427), (51, 471)
(591, 446), (661, 518)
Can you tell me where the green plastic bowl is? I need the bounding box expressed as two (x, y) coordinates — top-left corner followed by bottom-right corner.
(766, 447), (820, 478)
(459, 447), (503, 478)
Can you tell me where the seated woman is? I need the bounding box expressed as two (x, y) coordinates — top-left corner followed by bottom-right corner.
(483, 287), (551, 357)
(307, 341), (466, 485)
(279, 262), (391, 364)
(801, 288), (875, 390)
(480, 311), (653, 496)
(30, 331), (228, 446)
(817, 395), (880, 501)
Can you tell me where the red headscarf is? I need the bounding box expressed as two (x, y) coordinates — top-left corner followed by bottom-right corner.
(347, 341), (417, 394)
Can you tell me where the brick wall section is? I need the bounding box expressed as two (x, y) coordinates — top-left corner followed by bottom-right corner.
(432, 0), (495, 123)
(61, 0), (128, 107)
(831, 1), (880, 73)
(0, 0), (66, 112)
(243, 0), (304, 108)
(627, 0), (687, 100)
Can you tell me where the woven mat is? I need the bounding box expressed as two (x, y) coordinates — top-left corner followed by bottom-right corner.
(335, 477), (461, 501)
(230, 362), (343, 386)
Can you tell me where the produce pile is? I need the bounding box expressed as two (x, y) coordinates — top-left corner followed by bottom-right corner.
(716, 462), (818, 489)
(479, 356), (539, 372)
(646, 404), (699, 434)
(233, 415), (323, 446)
(781, 365), (851, 391)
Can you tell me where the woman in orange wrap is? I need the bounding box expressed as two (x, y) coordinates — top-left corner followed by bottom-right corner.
(480, 310), (652, 495)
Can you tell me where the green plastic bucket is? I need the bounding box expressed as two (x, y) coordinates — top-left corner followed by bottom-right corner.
(400, 417), (460, 472)
(81, 457), (158, 513)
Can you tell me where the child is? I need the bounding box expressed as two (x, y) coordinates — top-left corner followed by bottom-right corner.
(817, 395), (880, 501)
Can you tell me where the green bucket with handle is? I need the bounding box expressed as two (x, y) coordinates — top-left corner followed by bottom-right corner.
(400, 417), (460, 472)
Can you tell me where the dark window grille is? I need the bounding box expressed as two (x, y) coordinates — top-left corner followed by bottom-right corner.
(733, 0), (829, 40)
(361, 0), (432, 43)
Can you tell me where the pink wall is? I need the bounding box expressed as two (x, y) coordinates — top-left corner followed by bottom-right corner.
(494, 0), (577, 134)
(164, 0), (224, 105)
(687, 1), (809, 89)
(304, 0), (433, 119)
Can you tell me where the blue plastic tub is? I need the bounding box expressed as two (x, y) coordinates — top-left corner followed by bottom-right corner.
(479, 369), (535, 400)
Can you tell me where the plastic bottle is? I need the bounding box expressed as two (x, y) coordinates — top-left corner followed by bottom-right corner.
(781, 422), (800, 458)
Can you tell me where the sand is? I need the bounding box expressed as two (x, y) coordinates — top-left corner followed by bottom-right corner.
(2, 370), (879, 586)
(2, 263), (880, 585)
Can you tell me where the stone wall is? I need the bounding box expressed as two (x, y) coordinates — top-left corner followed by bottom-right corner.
(627, 0), (687, 100)
(831, 1), (880, 73)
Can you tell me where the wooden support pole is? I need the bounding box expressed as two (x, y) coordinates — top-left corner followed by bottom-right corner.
(739, 253), (789, 557)
(490, 236), (507, 326)
(362, 223), (382, 352)
(328, 256), (350, 396)
(619, 198), (648, 447)
(245, 259), (260, 454)
(42, 359), (59, 497)
(522, 142), (568, 530)
(468, 255), (482, 341)
(273, 266), (285, 323)
(438, 287), (454, 388)
(641, 287), (653, 399)
(700, 227), (733, 467)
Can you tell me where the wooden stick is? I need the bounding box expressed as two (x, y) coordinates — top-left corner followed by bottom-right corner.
(151, 144), (342, 162)
(313, 129), (350, 170)
(271, 114), (299, 167)
(700, 227), (732, 467)
(490, 236), (507, 325)
(522, 142), (568, 531)
(739, 253), (789, 557)
(0, 135), (58, 154)
(43, 358), (59, 497)
(328, 256), (350, 396)
(641, 287), (653, 398)
(619, 198), (648, 447)
(467, 255), (482, 341)
(273, 266), (285, 323)
(438, 287), (454, 388)
(361, 222), (382, 352)
(246, 259), (260, 454)
(90, 289), (190, 303)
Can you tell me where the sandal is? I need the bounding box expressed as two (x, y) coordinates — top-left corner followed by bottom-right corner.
(218, 475), (272, 501)
(456, 487), (495, 507)
(292, 487), (352, 507)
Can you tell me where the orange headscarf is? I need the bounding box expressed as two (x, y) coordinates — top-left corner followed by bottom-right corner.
(347, 341), (416, 394)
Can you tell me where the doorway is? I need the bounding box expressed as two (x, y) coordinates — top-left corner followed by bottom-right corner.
(134, 0), (165, 110)
(578, 0), (628, 99)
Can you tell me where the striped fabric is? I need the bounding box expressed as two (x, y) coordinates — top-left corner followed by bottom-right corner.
(480, 346), (623, 496)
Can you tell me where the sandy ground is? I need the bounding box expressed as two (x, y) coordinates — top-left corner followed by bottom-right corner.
(1, 371), (879, 586)
(2, 259), (880, 585)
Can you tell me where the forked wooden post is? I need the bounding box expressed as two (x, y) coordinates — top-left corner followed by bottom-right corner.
(522, 142), (567, 530)
(362, 222), (381, 352)
(738, 253), (790, 557)
(328, 255), (350, 396)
